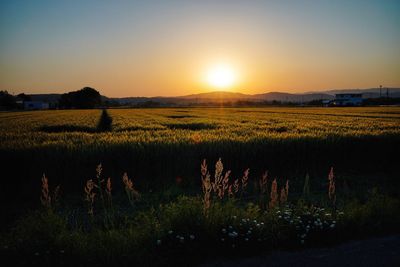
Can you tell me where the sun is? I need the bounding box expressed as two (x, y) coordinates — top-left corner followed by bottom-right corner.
(206, 64), (236, 89)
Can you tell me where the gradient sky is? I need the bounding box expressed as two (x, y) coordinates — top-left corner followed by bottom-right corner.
(1, 0), (399, 97)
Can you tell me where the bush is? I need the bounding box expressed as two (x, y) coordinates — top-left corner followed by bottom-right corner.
(97, 109), (113, 132)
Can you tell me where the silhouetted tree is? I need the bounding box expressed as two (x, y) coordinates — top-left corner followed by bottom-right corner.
(59, 87), (101, 109)
(0, 91), (17, 110)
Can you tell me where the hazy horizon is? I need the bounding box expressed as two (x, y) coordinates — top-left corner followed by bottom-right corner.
(1, 0), (400, 98)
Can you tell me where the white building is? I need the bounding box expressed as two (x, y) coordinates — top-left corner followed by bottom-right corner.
(333, 94), (363, 106)
(24, 101), (49, 110)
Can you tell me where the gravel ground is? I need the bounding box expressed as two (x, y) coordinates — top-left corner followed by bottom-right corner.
(199, 235), (400, 267)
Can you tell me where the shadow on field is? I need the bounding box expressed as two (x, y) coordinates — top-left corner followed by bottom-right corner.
(163, 122), (218, 130)
(165, 115), (197, 119)
(268, 126), (291, 133)
(38, 124), (96, 133)
(117, 126), (164, 131)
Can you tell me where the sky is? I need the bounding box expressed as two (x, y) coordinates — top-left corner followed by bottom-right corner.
(0, 0), (399, 97)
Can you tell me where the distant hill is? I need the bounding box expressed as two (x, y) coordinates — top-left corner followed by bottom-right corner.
(109, 91), (334, 105)
(25, 87), (400, 106)
(181, 91), (253, 100)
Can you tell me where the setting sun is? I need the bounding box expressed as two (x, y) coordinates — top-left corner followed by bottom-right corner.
(206, 64), (237, 89)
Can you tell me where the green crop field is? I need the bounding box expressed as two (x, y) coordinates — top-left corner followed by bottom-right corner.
(1, 106), (399, 200)
(1, 107), (399, 192)
(1, 107), (400, 150)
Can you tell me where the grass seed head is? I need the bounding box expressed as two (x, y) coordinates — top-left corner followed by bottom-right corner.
(40, 174), (51, 209)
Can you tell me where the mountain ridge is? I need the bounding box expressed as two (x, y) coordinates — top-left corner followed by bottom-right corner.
(27, 88), (400, 104)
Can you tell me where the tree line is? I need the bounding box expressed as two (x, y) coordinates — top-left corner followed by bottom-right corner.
(0, 87), (102, 110)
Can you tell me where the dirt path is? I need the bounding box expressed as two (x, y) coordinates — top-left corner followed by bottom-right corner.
(199, 235), (400, 267)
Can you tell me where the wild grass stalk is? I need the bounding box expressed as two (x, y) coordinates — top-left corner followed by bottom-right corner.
(240, 168), (249, 198)
(201, 160), (212, 213)
(84, 179), (96, 216)
(40, 174), (60, 211)
(40, 174), (51, 209)
(302, 173), (310, 202)
(95, 163), (106, 209)
(328, 167), (336, 210)
(259, 171), (268, 209)
(269, 179), (278, 209)
(280, 180), (289, 205)
(106, 177), (112, 208)
(122, 172), (140, 208)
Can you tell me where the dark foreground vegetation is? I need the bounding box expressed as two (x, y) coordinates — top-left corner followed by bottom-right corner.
(0, 160), (399, 266)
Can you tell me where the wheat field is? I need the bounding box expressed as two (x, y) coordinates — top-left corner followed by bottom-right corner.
(0, 106), (399, 198)
(1, 107), (399, 150)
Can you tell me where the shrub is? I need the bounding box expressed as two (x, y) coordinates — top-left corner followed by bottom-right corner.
(97, 109), (113, 132)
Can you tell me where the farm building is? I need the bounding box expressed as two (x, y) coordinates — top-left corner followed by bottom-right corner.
(24, 101), (49, 110)
(333, 94), (363, 106)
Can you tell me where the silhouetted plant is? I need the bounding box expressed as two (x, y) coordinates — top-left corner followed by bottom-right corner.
(269, 179), (278, 209)
(302, 173), (311, 202)
(280, 180), (289, 205)
(122, 172), (140, 208)
(328, 167), (336, 210)
(259, 171), (268, 210)
(40, 174), (60, 211)
(97, 109), (113, 132)
(84, 179), (96, 216)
